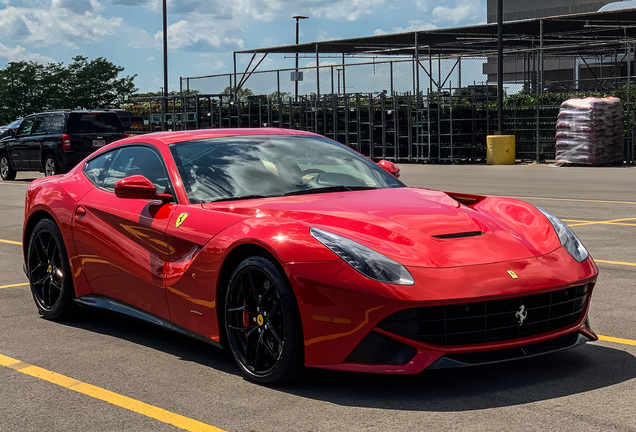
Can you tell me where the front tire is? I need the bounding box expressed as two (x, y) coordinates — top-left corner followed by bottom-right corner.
(27, 218), (76, 320)
(225, 255), (304, 385)
(0, 153), (16, 180)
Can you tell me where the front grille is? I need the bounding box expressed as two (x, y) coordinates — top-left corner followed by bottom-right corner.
(378, 284), (589, 346)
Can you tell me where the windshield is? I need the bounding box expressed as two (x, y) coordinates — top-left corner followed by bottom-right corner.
(170, 135), (404, 203)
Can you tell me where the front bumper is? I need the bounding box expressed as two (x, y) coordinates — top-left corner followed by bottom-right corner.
(286, 247), (598, 374)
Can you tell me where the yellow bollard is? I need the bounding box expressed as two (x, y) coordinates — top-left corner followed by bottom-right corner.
(486, 135), (516, 165)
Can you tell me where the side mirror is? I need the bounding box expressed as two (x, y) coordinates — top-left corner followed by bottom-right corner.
(377, 160), (400, 178)
(114, 175), (173, 202)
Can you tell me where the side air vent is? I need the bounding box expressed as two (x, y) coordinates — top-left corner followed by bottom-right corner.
(433, 231), (484, 239)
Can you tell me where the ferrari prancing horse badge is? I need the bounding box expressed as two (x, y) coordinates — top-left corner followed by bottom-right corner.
(176, 212), (189, 228)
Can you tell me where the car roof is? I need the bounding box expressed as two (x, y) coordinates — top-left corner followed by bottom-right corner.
(121, 128), (322, 147)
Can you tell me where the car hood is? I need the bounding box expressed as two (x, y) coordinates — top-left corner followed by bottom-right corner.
(204, 187), (561, 268)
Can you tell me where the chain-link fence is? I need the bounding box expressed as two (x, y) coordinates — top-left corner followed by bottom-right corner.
(123, 47), (636, 163)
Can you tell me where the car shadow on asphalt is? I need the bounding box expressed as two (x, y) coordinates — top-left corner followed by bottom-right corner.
(290, 343), (635, 410)
(59, 307), (238, 375)
(60, 308), (635, 410)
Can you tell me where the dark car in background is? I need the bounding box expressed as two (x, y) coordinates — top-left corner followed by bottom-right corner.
(0, 119), (23, 140)
(0, 110), (125, 180)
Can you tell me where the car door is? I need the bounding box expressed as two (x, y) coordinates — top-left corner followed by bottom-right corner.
(72, 145), (177, 319)
(7, 116), (36, 169)
(27, 114), (50, 169)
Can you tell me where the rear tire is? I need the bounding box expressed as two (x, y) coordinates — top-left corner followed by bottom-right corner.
(224, 255), (304, 385)
(0, 153), (16, 180)
(44, 154), (58, 177)
(27, 218), (76, 320)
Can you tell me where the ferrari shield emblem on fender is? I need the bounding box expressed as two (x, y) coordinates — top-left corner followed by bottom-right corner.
(176, 213), (189, 228)
(507, 270), (518, 279)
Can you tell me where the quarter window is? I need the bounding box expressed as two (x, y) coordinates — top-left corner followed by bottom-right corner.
(84, 150), (118, 187)
(102, 146), (171, 194)
(48, 114), (65, 134)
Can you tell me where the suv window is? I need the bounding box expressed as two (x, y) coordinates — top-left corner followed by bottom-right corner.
(48, 113), (65, 134)
(31, 116), (50, 135)
(16, 117), (36, 136)
(67, 113), (124, 134)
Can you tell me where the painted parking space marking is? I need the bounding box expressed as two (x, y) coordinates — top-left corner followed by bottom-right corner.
(565, 218), (636, 227)
(0, 353), (227, 432)
(598, 335), (636, 347)
(513, 196), (636, 206)
(0, 282), (28, 290)
(595, 259), (636, 268)
(0, 238), (22, 245)
(0, 182), (30, 187)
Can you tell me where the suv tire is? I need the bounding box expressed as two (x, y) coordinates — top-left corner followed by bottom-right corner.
(0, 153), (16, 180)
(44, 154), (58, 177)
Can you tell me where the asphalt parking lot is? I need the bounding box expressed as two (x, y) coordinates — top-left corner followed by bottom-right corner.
(1, 164), (635, 432)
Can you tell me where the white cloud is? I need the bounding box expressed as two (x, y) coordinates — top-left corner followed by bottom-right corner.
(432, 0), (484, 26)
(375, 21), (437, 35)
(0, 3), (123, 49)
(307, 0), (388, 21)
(157, 19), (244, 52)
(0, 43), (55, 63)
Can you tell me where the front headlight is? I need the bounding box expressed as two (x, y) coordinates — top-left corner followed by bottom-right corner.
(310, 227), (415, 285)
(538, 207), (589, 262)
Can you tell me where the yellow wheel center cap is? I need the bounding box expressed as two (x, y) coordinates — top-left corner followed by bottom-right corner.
(257, 314), (264, 326)
(47, 264), (53, 274)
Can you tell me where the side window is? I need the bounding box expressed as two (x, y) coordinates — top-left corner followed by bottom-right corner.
(102, 146), (170, 194)
(84, 150), (118, 187)
(16, 117), (36, 136)
(48, 114), (65, 134)
(31, 116), (50, 135)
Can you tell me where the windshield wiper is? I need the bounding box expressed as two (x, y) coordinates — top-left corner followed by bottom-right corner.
(282, 185), (379, 196)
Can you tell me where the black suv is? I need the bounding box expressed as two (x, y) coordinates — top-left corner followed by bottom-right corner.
(0, 110), (126, 180)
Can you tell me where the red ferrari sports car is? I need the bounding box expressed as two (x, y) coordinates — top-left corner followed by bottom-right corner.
(23, 128), (598, 384)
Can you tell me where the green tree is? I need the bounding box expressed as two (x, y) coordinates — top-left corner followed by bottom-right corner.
(0, 61), (67, 123)
(222, 86), (254, 102)
(66, 56), (137, 109)
(0, 56), (137, 124)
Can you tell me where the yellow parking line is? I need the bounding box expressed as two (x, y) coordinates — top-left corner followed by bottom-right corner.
(0, 239), (22, 245)
(513, 196), (636, 205)
(0, 353), (227, 432)
(0, 182), (30, 187)
(566, 218), (636, 227)
(0, 283), (29, 290)
(598, 335), (636, 346)
(595, 259), (636, 267)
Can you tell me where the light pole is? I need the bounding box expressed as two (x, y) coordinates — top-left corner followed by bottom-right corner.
(293, 15), (309, 102)
(162, 0), (168, 130)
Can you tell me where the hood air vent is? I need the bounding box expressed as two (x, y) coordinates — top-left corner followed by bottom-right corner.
(433, 231), (484, 239)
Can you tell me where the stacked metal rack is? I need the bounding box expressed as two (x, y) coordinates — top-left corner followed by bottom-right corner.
(137, 89), (568, 163)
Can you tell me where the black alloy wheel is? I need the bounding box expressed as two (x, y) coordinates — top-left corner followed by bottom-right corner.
(44, 154), (57, 177)
(225, 255), (304, 385)
(27, 219), (76, 320)
(0, 153), (16, 180)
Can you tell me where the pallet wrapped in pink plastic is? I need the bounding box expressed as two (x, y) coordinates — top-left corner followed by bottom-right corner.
(554, 97), (624, 166)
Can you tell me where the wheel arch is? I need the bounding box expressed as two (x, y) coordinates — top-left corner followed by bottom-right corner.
(215, 243), (298, 347)
(23, 210), (58, 262)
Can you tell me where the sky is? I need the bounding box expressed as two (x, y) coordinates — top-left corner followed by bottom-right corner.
(0, 0), (486, 93)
